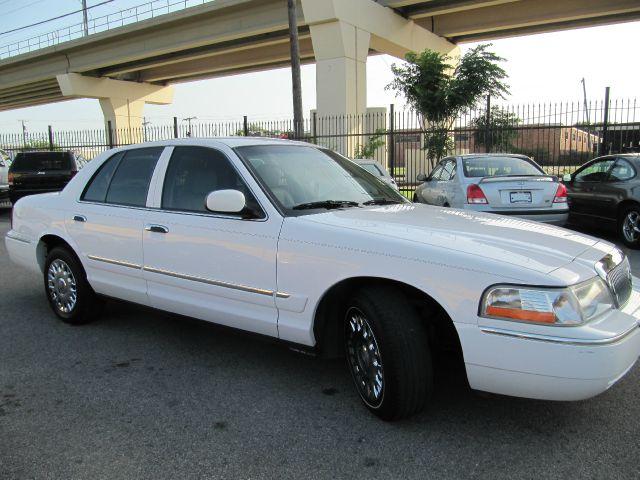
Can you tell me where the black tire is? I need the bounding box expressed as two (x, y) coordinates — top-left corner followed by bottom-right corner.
(620, 205), (640, 249)
(344, 286), (433, 420)
(44, 246), (97, 325)
(412, 194), (418, 203)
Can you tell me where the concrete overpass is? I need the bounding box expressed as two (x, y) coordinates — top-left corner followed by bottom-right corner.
(0, 0), (638, 131)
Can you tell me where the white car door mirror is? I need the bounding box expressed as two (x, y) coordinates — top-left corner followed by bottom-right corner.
(416, 173), (427, 182)
(562, 173), (572, 182)
(206, 190), (246, 213)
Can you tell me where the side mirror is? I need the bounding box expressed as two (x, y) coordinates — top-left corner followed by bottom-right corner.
(206, 189), (246, 213)
(416, 173), (427, 182)
(562, 173), (572, 183)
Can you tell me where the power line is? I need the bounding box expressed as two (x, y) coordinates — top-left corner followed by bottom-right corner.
(0, 0), (115, 37)
(3, 0), (48, 17)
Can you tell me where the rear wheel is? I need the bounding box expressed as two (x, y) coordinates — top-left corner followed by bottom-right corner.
(620, 206), (640, 248)
(44, 246), (97, 325)
(344, 286), (432, 420)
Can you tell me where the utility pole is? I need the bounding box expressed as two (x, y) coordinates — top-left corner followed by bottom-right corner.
(183, 116), (197, 137)
(581, 78), (591, 154)
(142, 117), (151, 142)
(20, 120), (28, 147)
(287, 0), (304, 139)
(82, 0), (89, 36)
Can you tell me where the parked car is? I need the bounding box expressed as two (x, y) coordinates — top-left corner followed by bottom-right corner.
(0, 150), (9, 201)
(8, 150), (84, 204)
(563, 154), (640, 248)
(353, 159), (399, 190)
(5, 138), (640, 420)
(414, 154), (568, 225)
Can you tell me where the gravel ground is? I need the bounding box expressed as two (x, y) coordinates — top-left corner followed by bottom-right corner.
(1, 205), (639, 480)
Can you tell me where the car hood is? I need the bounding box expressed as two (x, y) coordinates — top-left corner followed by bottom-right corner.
(299, 204), (605, 275)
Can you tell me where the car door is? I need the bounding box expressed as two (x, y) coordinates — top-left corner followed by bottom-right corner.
(142, 145), (281, 338)
(439, 159), (458, 207)
(567, 157), (616, 223)
(420, 163), (445, 205)
(593, 158), (637, 222)
(65, 147), (164, 304)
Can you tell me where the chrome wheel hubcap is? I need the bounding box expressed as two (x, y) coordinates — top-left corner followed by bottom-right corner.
(47, 259), (77, 313)
(345, 308), (384, 407)
(623, 211), (640, 243)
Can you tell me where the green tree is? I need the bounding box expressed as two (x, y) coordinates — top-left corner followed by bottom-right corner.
(354, 128), (386, 159)
(472, 109), (520, 152)
(387, 44), (509, 166)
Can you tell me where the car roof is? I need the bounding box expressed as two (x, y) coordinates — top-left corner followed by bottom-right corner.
(353, 159), (380, 164)
(114, 137), (314, 150)
(457, 153), (531, 160)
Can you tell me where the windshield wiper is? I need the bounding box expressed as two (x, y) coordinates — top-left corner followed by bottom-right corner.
(361, 199), (403, 206)
(292, 200), (360, 210)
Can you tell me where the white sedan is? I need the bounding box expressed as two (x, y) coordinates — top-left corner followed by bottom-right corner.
(5, 138), (640, 420)
(414, 154), (569, 225)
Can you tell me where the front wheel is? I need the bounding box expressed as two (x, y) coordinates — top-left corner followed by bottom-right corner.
(44, 246), (97, 325)
(620, 206), (640, 248)
(344, 286), (432, 420)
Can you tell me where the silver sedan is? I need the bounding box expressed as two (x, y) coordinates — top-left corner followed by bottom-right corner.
(414, 154), (568, 225)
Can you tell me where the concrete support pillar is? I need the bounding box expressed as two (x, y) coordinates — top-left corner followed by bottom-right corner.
(98, 97), (145, 141)
(310, 21), (370, 119)
(302, 0), (458, 156)
(57, 73), (174, 144)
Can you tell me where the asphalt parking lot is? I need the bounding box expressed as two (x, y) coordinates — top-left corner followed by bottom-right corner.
(1, 204), (639, 480)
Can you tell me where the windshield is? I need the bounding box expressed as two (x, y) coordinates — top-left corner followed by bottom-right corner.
(235, 145), (406, 213)
(462, 156), (543, 177)
(358, 163), (385, 176)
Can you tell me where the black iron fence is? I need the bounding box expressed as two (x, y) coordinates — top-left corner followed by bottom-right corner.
(1, 97), (638, 192)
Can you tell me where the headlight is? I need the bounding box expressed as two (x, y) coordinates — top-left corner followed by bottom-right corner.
(480, 277), (614, 326)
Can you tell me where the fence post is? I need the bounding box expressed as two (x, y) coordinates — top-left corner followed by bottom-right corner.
(388, 104), (395, 177)
(47, 125), (54, 150)
(312, 112), (317, 144)
(485, 95), (492, 153)
(173, 117), (179, 138)
(107, 121), (114, 149)
(243, 116), (249, 136)
(600, 87), (610, 156)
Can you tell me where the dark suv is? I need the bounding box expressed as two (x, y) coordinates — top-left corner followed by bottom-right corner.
(9, 151), (85, 204)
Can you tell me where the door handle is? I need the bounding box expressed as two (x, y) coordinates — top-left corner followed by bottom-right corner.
(73, 215), (87, 223)
(144, 224), (169, 234)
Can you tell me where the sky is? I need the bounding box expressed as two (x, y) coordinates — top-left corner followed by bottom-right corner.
(0, 0), (639, 134)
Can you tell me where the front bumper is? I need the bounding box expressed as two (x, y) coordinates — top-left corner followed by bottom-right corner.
(458, 283), (640, 401)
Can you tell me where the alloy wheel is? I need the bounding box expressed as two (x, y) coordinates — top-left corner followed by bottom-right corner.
(345, 307), (385, 407)
(622, 210), (640, 243)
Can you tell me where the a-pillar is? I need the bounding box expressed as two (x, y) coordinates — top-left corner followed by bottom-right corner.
(56, 73), (174, 144)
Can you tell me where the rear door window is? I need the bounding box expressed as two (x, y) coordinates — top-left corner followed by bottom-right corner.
(106, 148), (163, 207)
(608, 159), (635, 181)
(81, 148), (162, 207)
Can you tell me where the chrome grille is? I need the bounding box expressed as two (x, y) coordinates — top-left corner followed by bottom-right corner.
(607, 257), (632, 308)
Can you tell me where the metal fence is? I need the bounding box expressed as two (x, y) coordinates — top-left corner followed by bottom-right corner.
(1, 97), (638, 192)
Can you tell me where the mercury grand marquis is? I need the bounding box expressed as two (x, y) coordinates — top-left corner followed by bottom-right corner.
(6, 138), (640, 420)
